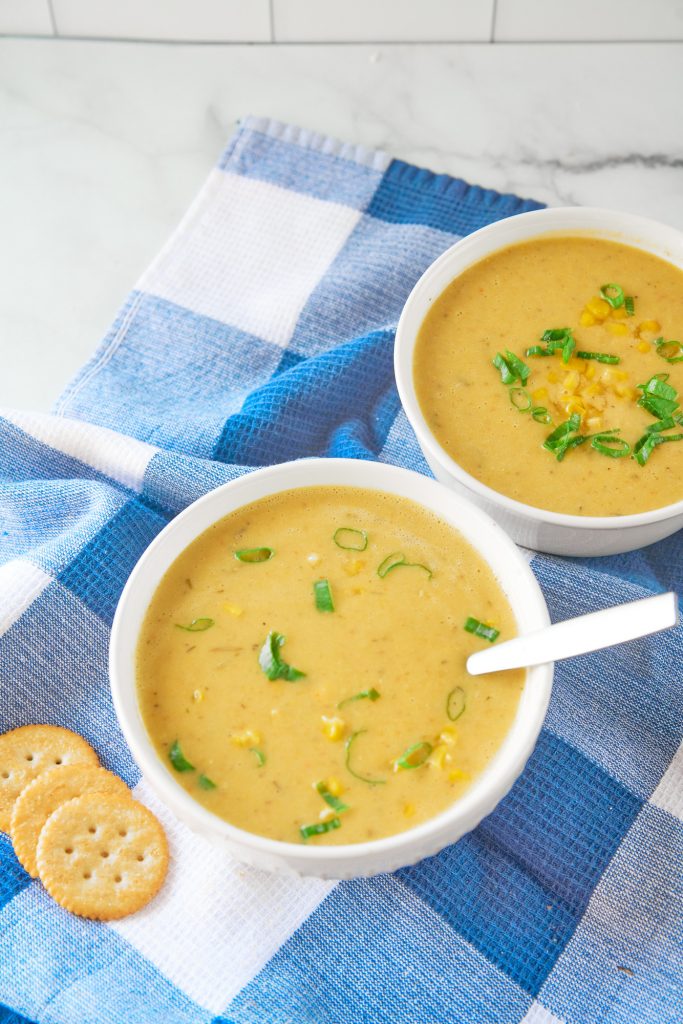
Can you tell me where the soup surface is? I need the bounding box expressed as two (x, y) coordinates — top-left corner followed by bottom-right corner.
(137, 486), (524, 845)
(414, 236), (683, 516)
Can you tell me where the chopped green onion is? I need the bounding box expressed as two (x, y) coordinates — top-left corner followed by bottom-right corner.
(313, 578), (335, 612)
(591, 435), (631, 458)
(464, 617), (500, 643)
(493, 352), (516, 384)
(575, 351), (621, 365)
(300, 818), (341, 840)
(169, 740), (195, 773)
(542, 414), (583, 460)
(541, 328), (572, 342)
(377, 552), (432, 579)
(234, 547), (274, 563)
(636, 374), (680, 419)
(509, 387), (531, 412)
(344, 730), (385, 785)
(624, 296), (635, 316)
(504, 350), (531, 385)
(175, 618), (214, 632)
(446, 686), (466, 721)
(198, 774), (217, 790)
(600, 283), (625, 309)
(315, 781), (349, 813)
(395, 741), (433, 770)
(337, 688), (381, 709)
(645, 416), (679, 434)
(526, 345), (553, 357)
(333, 527), (368, 551)
(633, 433), (662, 466)
(258, 630), (306, 682)
(533, 328), (575, 363)
(250, 748), (266, 767)
(531, 406), (552, 424)
(654, 338), (683, 364)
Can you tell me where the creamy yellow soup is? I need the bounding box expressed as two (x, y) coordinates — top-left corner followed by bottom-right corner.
(414, 236), (683, 516)
(136, 486), (524, 845)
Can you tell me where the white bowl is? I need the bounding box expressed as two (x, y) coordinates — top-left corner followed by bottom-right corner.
(110, 458), (552, 879)
(395, 207), (683, 556)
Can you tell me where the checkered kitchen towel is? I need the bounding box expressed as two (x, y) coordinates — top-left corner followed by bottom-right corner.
(1, 117), (681, 1024)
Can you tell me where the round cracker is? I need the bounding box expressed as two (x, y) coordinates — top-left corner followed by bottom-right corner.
(10, 765), (130, 878)
(36, 793), (168, 920)
(0, 725), (99, 832)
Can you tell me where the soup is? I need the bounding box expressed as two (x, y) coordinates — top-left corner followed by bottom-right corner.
(136, 486), (524, 845)
(414, 236), (683, 516)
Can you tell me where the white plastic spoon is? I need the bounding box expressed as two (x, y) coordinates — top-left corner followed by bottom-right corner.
(467, 591), (679, 676)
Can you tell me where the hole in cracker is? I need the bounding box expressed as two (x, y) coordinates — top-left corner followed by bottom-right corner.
(136, 854), (144, 862)
(115, 875), (122, 883)
(83, 872), (91, 880)
(54, 758), (63, 765)
(100, 850), (109, 858)
(88, 826), (96, 834)
(25, 754), (34, 762)
(1, 772), (8, 779)
(64, 847), (73, 854)
(119, 830), (127, 837)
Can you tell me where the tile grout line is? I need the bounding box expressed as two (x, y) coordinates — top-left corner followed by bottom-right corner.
(490, 0), (499, 44)
(268, 0), (274, 44)
(0, 33), (682, 46)
(45, 0), (58, 37)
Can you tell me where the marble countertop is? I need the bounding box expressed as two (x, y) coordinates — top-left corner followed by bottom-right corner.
(1, 37), (682, 411)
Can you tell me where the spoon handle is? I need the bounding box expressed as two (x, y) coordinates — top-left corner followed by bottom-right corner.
(467, 591), (679, 676)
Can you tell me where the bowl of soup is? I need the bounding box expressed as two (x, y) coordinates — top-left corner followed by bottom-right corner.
(395, 207), (683, 555)
(110, 459), (551, 878)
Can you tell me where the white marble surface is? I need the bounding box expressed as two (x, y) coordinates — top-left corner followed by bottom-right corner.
(1, 37), (682, 411)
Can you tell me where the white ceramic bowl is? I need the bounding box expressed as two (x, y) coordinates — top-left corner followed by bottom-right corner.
(395, 207), (683, 556)
(110, 458), (552, 879)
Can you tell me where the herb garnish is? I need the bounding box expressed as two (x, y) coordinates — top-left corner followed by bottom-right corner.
(333, 527), (368, 551)
(446, 687), (466, 721)
(300, 818), (341, 840)
(313, 578), (335, 612)
(234, 547), (274, 563)
(169, 740), (195, 772)
(345, 730), (385, 785)
(258, 631), (306, 681)
(464, 617), (500, 643)
(315, 781), (349, 814)
(395, 741), (433, 771)
(175, 618), (214, 632)
(337, 688), (381, 709)
(377, 552), (432, 579)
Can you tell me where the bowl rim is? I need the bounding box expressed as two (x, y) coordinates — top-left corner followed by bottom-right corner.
(394, 205), (683, 531)
(109, 458), (552, 868)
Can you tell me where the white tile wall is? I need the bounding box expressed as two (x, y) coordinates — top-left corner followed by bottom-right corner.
(0, 0), (53, 35)
(495, 0), (683, 41)
(51, 0), (271, 42)
(272, 0), (493, 42)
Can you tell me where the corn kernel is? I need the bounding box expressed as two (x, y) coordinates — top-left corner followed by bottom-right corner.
(547, 370), (559, 384)
(565, 397), (586, 416)
(223, 601), (243, 617)
(579, 310), (597, 327)
(586, 415), (603, 431)
(638, 319), (660, 335)
(587, 296), (611, 319)
(601, 369), (615, 386)
(563, 371), (581, 392)
(610, 305), (628, 319)
(439, 727), (458, 745)
(448, 769), (472, 784)
(319, 807), (337, 823)
(615, 383), (636, 400)
(637, 340), (651, 354)
(429, 744), (452, 770)
(585, 363), (596, 380)
(193, 689), (204, 702)
(325, 777), (343, 797)
(403, 803), (416, 818)
(321, 716), (345, 741)
(606, 322), (628, 337)
(614, 369), (629, 381)
(585, 381), (602, 396)
(342, 559), (365, 577)
(231, 729), (261, 747)
(532, 387), (548, 402)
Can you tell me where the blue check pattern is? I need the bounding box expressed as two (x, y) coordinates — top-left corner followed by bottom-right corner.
(0, 117), (681, 1024)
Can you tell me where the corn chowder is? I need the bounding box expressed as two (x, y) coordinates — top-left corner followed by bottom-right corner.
(136, 486), (524, 844)
(413, 236), (683, 516)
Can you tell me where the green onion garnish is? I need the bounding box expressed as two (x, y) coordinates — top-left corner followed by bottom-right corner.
(464, 617), (500, 643)
(493, 351), (530, 385)
(633, 431), (683, 466)
(300, 818), (341, 840)
(624, 296), (635, 316)
(446, 686), (466, 721)
(337, 688), (381, 709)
(333, 527), (368, 551)
(509, 387), (531, 412)
(250, 748), (266, 767)
(531, 407), (552, 424)
(591, 435), (631, 458)
(526, 345), (553, 357)
(600, 283), (625, 309)
(377, 552), (432, 579)
(542, 414), (584, 461)
(654, 338), (683, 364)
(315, 781), (349, 813)
(636, 374), (679, 419)
(313, 578), (335, 612)
(529, 328), (575, 363)
(575, 351), (621, 365)
(395, 741), (433, 771)
(258, 630), (306, 681)
(169, 740), (195, 773)
(175, 618), (214, 632)
(645, 416), (681, 434)
(198, 774), (217, 790)
(234, 547), (274, 563)
(542, 328), (571, 342)
(344, 730), (385, 785)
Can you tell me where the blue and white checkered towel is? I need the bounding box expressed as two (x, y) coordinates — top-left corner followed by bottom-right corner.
(1, 116), (681, 1024)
